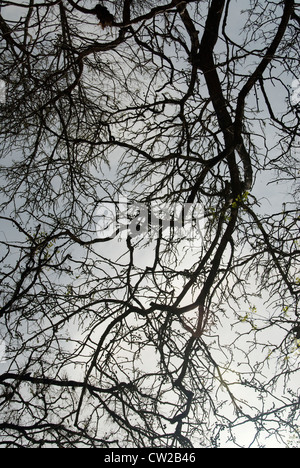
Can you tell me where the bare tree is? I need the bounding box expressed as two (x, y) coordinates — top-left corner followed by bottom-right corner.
(0, 0), (299, 448)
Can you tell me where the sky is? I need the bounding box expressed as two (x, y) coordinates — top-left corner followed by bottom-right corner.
(0, 0), (299, 448)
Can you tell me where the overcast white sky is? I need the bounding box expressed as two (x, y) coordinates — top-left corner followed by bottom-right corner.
(0, 0), (299, 448)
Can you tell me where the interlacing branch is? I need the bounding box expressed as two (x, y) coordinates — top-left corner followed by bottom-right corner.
(180, 305), (208, 338)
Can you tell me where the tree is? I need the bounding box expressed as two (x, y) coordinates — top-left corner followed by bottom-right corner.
(0, 0), (299, 448)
